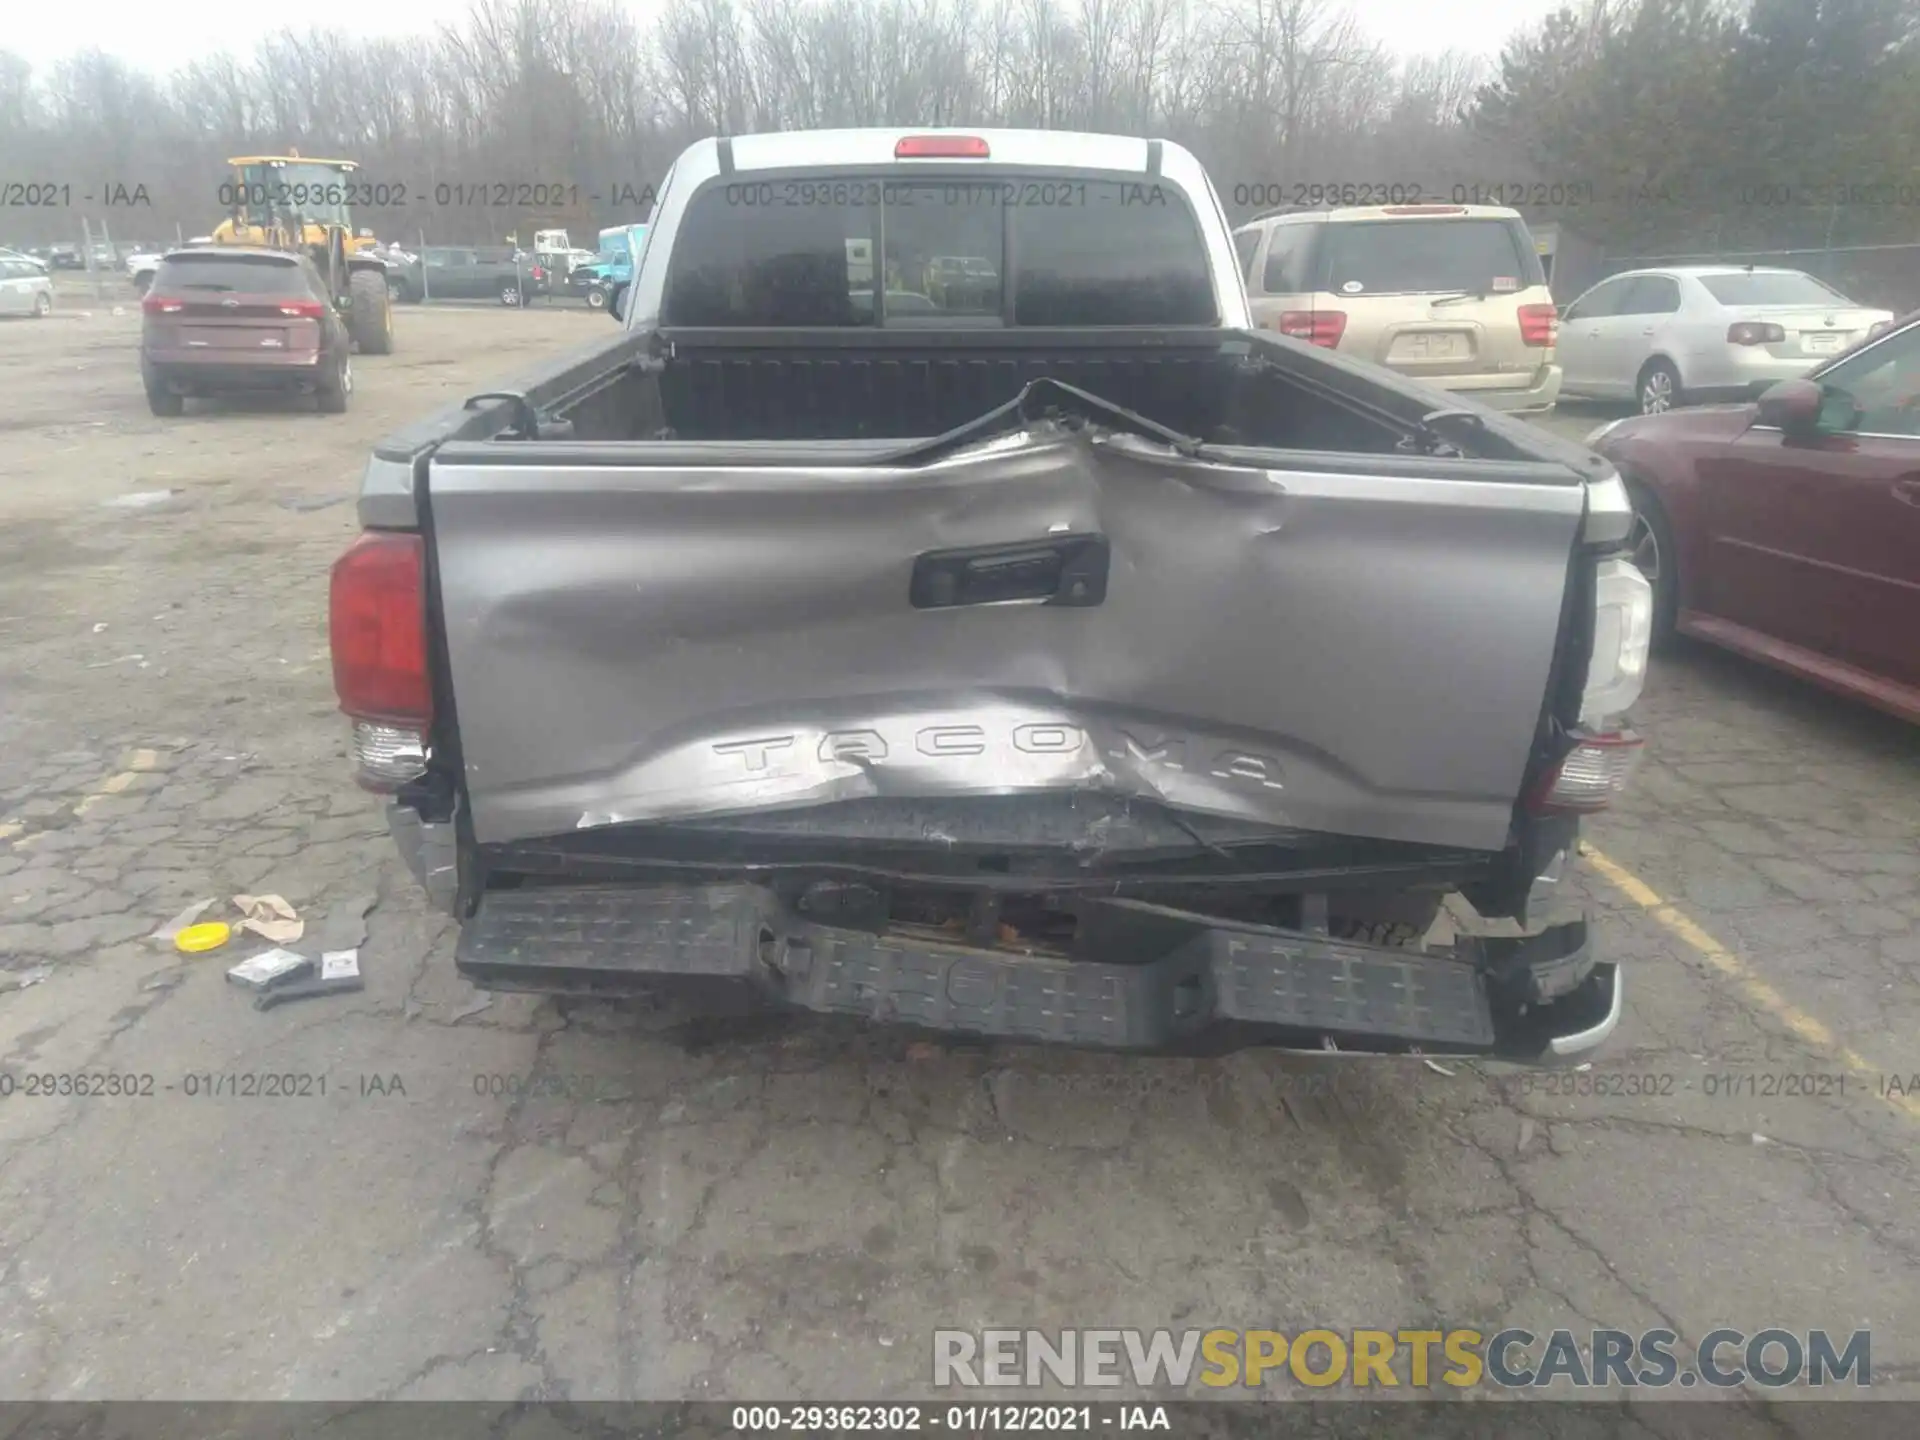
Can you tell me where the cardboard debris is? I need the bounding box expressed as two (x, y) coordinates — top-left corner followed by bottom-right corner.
(233, 893), (303, 944)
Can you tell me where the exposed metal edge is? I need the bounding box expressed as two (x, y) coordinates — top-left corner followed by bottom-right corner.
(1145, 139), (1163, 176)
(716, 137), (735, 176)
(388, 800), (460, 915)
(1547, 962), (1622, 1057)
(358, 453), (420, 529)
(1581, 469), (1633, 547)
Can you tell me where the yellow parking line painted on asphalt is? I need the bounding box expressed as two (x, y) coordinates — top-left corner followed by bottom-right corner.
(1581, 842), (1920, 1122)
(73, 777), (140, 817)
(126, 749), (160, 772)
(0, 822), (21, 843)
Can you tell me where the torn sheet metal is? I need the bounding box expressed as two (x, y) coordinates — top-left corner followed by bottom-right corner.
(429, 424), (1585, 852)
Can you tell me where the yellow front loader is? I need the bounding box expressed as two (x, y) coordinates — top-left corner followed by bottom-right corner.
(211, 153), (394, 355)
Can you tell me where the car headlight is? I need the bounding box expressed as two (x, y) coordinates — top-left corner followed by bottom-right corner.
(1582, 556), (1654, 722)
(1585, 418), (1625, 448)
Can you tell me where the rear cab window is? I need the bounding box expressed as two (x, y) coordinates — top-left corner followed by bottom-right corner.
(152, 253), (310, 296)
(661, 173), (1217, 327)
(1316, 217), (1543, 298)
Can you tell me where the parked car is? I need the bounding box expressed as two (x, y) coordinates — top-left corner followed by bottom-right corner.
(1559, 266), (1895, 416)
(1590, 309), (1920, 722)
(333, 128), (1649, 1069)
(140, 247), (354, 416)
(126, 249), (165, 292)
(45, 244), (82, 270)
(0, 255), (55, 317)
(1231, 203), (1561, 414)
(393, 246), (549, 304)
(0, 247), (50, 276)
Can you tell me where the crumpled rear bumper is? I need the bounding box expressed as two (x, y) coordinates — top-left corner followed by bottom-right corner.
(451, 882), (1619, 1065)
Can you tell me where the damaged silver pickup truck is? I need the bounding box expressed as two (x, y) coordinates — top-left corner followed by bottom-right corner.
(331, 128), (1652, 1064)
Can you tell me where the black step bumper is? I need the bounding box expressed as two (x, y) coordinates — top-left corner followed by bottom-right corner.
(455, 885), (1619, 1065)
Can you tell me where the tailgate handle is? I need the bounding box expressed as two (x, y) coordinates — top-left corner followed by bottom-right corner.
(911, 535), (1109, 609)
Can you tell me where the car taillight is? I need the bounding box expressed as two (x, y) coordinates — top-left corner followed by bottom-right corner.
(142, 295), (183, 314)
(895, 134), (990, 158)
(1274, 310), (1347, 347)
(1527, 731), (1644, 815)
(278, 299), (326, 318)
(1519, 303), (1559, 347)
(1867, 319), (1893, 340)
(330, 531), (431, 790)
(531, 265), (545, 280)
(1727, 321), (1785, 346)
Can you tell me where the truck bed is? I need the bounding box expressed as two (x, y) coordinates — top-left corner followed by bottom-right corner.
(556, 328), (1410, 449)
(411, 325), (1597, 861)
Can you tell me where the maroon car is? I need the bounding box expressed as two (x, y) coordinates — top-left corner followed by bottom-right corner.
(1590, 309), (1920, 723)
(140, 247), (352, 416)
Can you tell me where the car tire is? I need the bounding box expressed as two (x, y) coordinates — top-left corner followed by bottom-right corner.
(585, 285), (608, 311)
(347, 270), (395, 355)
(1636, 359), (1684, 416)
(499, 281), (521, 307)
(1625, 477), (1679, 647)
(33, 293), (52, 317)
(145, 382), (184, 418)
(317, 353), (351, 414)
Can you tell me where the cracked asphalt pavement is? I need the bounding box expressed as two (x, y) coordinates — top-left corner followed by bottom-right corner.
(1, 301), (1916, 1421)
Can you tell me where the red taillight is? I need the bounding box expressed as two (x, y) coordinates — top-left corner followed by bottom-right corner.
(531, 265), (545, 281)
(895, 134), (990, 158)
(1274, 310), (1347, 347)
(330, 531), (431, 725)
(1527, 731), (1644, 815)
(142, 295), (183, 314)
(1727, 321), (1785, 346)
(1519, 302), (1559, 347)
(278, 299), (326, 318)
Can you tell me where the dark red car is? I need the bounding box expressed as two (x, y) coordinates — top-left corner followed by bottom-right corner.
(140, 247), (353, 416)
(1589, 309), (1920, 722)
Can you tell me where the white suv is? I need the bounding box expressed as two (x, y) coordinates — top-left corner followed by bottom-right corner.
(1232, 204), (1561, 413)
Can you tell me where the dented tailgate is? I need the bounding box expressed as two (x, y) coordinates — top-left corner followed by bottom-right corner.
(426, 427), (1587, 852)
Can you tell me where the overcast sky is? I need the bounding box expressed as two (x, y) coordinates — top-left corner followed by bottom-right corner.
(6, 0), (1556, 74)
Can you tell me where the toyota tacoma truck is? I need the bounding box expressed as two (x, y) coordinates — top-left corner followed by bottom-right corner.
(331, 129), (1651, 1063)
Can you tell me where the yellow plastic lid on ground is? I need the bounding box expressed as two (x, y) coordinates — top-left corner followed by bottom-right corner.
(175, 921), (232, 954)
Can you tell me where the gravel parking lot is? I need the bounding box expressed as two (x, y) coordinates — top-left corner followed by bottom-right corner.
(1, 295), (1916, 1420)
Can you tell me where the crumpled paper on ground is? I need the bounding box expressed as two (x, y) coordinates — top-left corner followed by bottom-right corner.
(232, 893), (303, 945)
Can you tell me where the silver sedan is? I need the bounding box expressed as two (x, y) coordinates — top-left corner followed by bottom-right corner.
(0, 254), (53, 317)
(1557, 265), (1895, 414)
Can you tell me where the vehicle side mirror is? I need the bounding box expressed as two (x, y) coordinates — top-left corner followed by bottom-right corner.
(1755, 378), (1827, 436)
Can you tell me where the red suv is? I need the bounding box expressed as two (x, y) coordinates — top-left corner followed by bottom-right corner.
(140, 247), (353, 416)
